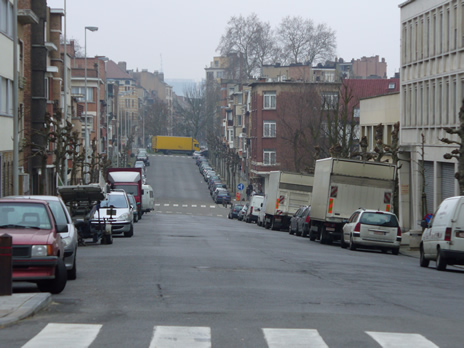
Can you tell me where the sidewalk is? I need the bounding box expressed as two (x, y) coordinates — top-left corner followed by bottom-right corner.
(0, 293), (51, 328)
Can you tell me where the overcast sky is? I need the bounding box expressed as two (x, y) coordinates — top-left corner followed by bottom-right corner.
(47, 0), (401, 82)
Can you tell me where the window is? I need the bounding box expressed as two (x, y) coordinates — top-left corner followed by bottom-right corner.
(0, 0), (13, 37)
(71, 87), (93, 102)
(263, 150), (276, 165)
(216, 71), (223, 78)
(263, 121), (276, 137)
(0, 76), (13, 116)
(263, 91), (276, 109)
(237, 114), (242, 126)
(322, 93), (338, 110)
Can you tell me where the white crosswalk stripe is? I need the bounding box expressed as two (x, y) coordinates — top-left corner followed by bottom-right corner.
(263, 328), (328, 348)
(150, 326), (211, 348)
(22, 323), (102, 348)
(366, 331), (439, 348)
(20, 324), (441, 348)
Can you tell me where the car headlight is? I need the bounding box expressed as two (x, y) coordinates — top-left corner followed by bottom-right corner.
(119, 213), (131, 221)
(61, 236), (72, 248)
(32, 245), (52, 257)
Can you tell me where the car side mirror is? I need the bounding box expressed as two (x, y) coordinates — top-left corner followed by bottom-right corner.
(57, 224), (69, 233)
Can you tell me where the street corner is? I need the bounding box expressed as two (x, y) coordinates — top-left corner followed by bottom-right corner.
(0, 293), (51, 328)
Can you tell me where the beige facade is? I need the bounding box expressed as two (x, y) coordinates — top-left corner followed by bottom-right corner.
(399, 0), (463, 231)
(360, 92), (400, 151)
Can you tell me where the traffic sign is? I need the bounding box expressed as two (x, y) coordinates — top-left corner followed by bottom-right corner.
(237, 183), (245, 191)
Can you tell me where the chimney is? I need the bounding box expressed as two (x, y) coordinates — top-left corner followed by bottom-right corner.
(118, 61), (127, 72)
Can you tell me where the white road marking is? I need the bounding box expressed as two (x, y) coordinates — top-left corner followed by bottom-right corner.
(366, 332), (439, 348)
(263, 328), (328, 348)
(163, 204), (169, 207)
(182, 205), (188, 207)
(210, 205), (216, 208)
(192, 205), (197, 207)
(22, 323), (102, 348)
(155, 203), (160, 207)
(150, 326), (211, 348)
(173, 204), (179, 207)
(201, 205), (206, 208)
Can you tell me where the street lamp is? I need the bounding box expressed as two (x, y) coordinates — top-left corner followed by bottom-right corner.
(84, 25), (98, 183)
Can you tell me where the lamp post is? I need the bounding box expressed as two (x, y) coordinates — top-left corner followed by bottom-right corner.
(84, 26), (98, 183)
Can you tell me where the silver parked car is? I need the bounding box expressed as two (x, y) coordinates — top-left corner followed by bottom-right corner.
(90, 190), (134, 237)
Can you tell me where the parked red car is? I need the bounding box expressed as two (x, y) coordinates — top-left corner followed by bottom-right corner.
(0, 198), (68, 294)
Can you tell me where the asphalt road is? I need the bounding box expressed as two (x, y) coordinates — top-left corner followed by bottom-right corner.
(2, 154), (464, 347)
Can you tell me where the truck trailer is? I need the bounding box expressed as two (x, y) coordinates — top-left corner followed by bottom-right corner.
(263, 171), (314, 230)
(152, 136), (200, 155)
(107, 168), (143, 219)
(309, 158), (396, 244)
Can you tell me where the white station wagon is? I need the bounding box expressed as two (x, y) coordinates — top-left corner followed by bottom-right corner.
(341, 209), (402, 254)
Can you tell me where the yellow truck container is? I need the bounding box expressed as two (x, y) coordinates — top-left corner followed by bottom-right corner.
(152, 136), (200, 155)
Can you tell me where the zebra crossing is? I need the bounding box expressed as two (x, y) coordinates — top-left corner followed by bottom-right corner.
(21, 323), (440, 348)
(155, 203), (220, 209)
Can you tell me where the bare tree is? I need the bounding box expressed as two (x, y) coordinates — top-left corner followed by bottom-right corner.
(277, 16), (336, 65)
(441, 99), (464, 194)
(217, 13), (270, 79)
(255, 22), (278, 68)
(276, 83), (324, 172)
(322, 80), (358, 158)
(175, 82), (213, 141)
(145, 97), (169, 138)
(305, 23), (336, 65)
(277, 16), (312, 64)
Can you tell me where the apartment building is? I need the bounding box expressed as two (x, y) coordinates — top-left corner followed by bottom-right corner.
(0, 0), (15, 196)
(399, 0), (463, 230)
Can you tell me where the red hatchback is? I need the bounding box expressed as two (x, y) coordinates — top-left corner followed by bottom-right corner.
(0, 198), (68, 294)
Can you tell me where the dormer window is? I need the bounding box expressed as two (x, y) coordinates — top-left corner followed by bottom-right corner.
(388, 83), (395, 89)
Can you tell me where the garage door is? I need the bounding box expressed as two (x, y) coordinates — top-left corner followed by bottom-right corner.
(441, 162), (456, 201)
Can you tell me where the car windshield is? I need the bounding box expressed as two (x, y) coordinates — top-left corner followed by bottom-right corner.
(234, 205), (243, 211)
(113, 185), (138, 196)
(47, 201), (69, 225)
(0, 202), (52, 229)
(360, 212), (398, 227)
(100, 195), (128, 208)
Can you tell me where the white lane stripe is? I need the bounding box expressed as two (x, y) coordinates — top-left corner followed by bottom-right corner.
(22, 323), (102, 348)
(173, 204), (179, 207)
(163, 204), (169, 207)
(150, 326), (211, 348)
(210, 206), (216, 208)
(182, 205), (188, 207)
(201, 205), (206, 208)
(366, 332), (439, 348)
(192, 205), (197, 207)
(263, 328), (328, 348)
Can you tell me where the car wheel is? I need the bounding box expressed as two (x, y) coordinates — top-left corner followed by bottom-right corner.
(419, 245), (429, 268)
(320, 227), (328, 244)
(348, 234), (356, 250)
(289, 224), (294, 235)
(436, 247), (447, 271)
(67, 252), (77, 281)
(391, 247), (399, 255)
(270, 218), (278, 231)
(37, 258), (67, 294)
(295, 226), (302, 237)
(124, 224), (134, 237)
(134, 214), (138, 223)
(101, 232), (113, 245)
(228, 214), (232, 219)
(340, 234), (347, 249)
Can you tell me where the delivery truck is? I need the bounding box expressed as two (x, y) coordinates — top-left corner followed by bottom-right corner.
(309, 158), (396, 244)
(262, 171), (314, 230)
(107, 168), (143, 219)
(152, 136), (200, 155)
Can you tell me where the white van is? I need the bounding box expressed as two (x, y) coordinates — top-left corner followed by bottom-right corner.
(420, 196), (464, 271)
(141, 184), (155, 213)
(245, 195), (264, 223)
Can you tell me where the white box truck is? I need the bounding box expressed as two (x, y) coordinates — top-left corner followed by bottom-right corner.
(263, 171), (314, 230)
(309, 158), (396, 244)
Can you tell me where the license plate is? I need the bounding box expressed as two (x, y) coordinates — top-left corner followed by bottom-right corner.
(326, 227), (335, 231)
(374, 231), (385, 235)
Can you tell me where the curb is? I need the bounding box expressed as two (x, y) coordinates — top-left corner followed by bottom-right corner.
(0, 293), (51, 328)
